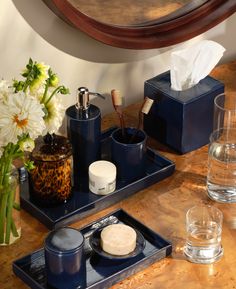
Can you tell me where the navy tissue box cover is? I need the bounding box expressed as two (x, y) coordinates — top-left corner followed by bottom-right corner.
(143, 71), (224, 154)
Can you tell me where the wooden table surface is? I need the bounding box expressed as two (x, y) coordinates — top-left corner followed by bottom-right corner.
(1, 61), (236, 289)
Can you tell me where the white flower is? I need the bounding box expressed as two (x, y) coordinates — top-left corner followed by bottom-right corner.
(42, 95), (64, 135)
(27, 62), (49, 93)
(0, 80), (14, 102)
(28, 88), (44, 102)
(0, 91), (46, 145)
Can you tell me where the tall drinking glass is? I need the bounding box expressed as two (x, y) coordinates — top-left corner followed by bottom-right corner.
(207, 93), (236, 202)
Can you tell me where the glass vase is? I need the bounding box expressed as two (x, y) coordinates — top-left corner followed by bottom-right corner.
(0, 167), (21, 245)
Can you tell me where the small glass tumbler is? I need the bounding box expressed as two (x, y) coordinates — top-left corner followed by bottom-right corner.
(207, 93), (236, 203)
(184, 205), (223, 264)
(44, 227), (86, 289)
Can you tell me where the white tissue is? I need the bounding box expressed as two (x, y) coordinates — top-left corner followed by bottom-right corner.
(170, 40), (225, 91)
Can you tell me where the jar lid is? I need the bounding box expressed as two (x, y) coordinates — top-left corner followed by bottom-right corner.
(45, 227), (84, 254)
(31, 134), (72, 162)
(89, 160), (116, 180)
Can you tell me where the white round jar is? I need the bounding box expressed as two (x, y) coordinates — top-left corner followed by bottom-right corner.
(89, 160), (116, 195)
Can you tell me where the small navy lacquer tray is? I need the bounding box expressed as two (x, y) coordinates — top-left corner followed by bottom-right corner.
(13, 209), (172, 289)
(20, 128), (175, 229)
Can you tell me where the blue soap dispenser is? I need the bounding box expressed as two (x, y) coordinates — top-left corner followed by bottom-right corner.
(66, 87), (104, 189)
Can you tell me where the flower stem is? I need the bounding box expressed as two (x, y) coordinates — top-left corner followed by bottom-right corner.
(0, 193), (7, 243)
(45, 86), (63, 105)
(11, 218), (19, 238)
(41, 81), (49, 104)
(5, 185), (15, 244)
(0, 144), (19, 244)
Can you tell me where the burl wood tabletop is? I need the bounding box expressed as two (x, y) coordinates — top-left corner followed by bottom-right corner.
(1, 61), (236, 289)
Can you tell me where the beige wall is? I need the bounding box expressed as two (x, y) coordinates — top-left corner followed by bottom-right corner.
(1, 0), (236, 133)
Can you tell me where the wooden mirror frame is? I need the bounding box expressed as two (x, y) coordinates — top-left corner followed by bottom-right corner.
(43, 0), (236, 49)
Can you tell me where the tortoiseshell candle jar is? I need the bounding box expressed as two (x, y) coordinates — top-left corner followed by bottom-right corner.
(29, 134), (72, 206)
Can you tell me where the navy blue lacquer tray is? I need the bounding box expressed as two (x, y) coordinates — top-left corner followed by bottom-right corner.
(13, 209), (172, 289)
(20, 128), (175, 229)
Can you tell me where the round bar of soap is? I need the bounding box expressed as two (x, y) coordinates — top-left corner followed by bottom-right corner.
(100, 224), (137, 256)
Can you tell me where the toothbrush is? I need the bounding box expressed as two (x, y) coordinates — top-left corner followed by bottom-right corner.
(111, 89), (125, 139)
(129, 97), (154, 143)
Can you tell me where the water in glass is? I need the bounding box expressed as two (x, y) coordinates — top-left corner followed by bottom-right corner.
(184, 205), (223, 264)
(207, 130), (236, 203)
(184, 221), (223, 263)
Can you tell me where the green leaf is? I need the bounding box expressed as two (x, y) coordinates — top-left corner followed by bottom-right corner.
(24, 160), (35, 171)
(60, 86), (70, 94)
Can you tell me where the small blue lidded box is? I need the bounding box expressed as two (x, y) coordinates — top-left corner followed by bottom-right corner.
(44, 227), (86, 289)
(143, 71), (224, 154)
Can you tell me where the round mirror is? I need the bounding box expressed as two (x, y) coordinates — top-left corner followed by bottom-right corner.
(68, 0), (195, 26)
(43, 0), (236, 49)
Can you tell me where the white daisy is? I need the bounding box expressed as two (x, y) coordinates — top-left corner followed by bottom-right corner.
(42, 95), (64, 135)
(0, 79), (14, 102)
(28, 87), (45, 103)
(0, 91), (46, 145)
